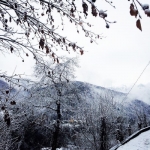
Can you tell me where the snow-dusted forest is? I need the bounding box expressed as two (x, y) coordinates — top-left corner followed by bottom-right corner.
(0, 0), (150, 150)
(1, 61), (150, 149)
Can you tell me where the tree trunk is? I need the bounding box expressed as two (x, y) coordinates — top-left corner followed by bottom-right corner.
(143, 113), (147, 128)
(52, 101), (61, 150)
(100, 117), (107, 150)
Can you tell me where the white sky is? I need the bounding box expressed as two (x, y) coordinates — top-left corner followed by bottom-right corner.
(1, 0), (150, 89)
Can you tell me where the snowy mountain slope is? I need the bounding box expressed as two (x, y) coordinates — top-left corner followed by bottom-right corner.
(74, 81), (150, 113)
(0, 79), (149, 105)
(0, 80), (9, 88)
(1, 79), (150, 114)
(74, 81), (126, 103)
(0, 79), (16, 92)
(68, 82), (150, 121)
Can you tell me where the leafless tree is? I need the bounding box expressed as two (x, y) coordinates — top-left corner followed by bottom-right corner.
(25, 57), (82, 149)
(75, 90), (119, 150)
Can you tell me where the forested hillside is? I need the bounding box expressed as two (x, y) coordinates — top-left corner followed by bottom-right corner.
(1, 79), (150, 150)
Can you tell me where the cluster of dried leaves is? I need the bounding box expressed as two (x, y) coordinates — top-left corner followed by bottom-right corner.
(0, 0), (108, 65)
(0, 0), (148, 65)
(129, 1), (150, 31)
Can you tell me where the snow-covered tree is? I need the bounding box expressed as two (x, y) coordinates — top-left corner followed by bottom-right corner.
(27, 57), (82, 149)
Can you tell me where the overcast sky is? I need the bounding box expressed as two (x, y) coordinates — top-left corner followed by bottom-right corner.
(1, 0), (150, 90)
(76, 0), (150, 88)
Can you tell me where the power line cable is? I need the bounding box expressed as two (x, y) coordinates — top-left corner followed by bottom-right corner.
(121, 60), (150, 104)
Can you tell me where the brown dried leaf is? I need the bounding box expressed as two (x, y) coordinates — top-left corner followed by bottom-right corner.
(52, 53), (55, 58)
(80, 50), (84, 55)
(10, 101), (16, 105)
(130, 4), (138, 18)
(136, 19), (142, 31)
(82, 2), (88, 16)
(24, 12), (27, 21)
(41, 29), (44, 34)
(71, 8), (74, 13)
(15, 3), (17, 8)
(39, 38), (45, 49)
(10, 46), (13, 53)
(79, 21), (82, 25)
(145, 9), (150, 17)
(57, 58), (59, 63)
(1, 106), (5, 110)
(45, 45), (49, 54)
(92, 5), (97, 17)
(6, 90), (9, 94)
(63, 38), (65, 43)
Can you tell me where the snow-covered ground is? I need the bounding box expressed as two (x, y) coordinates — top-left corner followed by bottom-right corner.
(41, 145), (79, 150)
(42, 148), (67, 150)
(117, 130), (150, 150)
(42, 148), (63, 150)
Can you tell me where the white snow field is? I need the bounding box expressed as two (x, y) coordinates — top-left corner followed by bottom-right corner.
(41, 145), (79, 150)
(117, 130), (150, 150)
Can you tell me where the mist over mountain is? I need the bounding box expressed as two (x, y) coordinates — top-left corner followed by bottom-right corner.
(1, 79), (150, 117)
(110, 84), (150, 104)
(1, 79), (150, 105)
